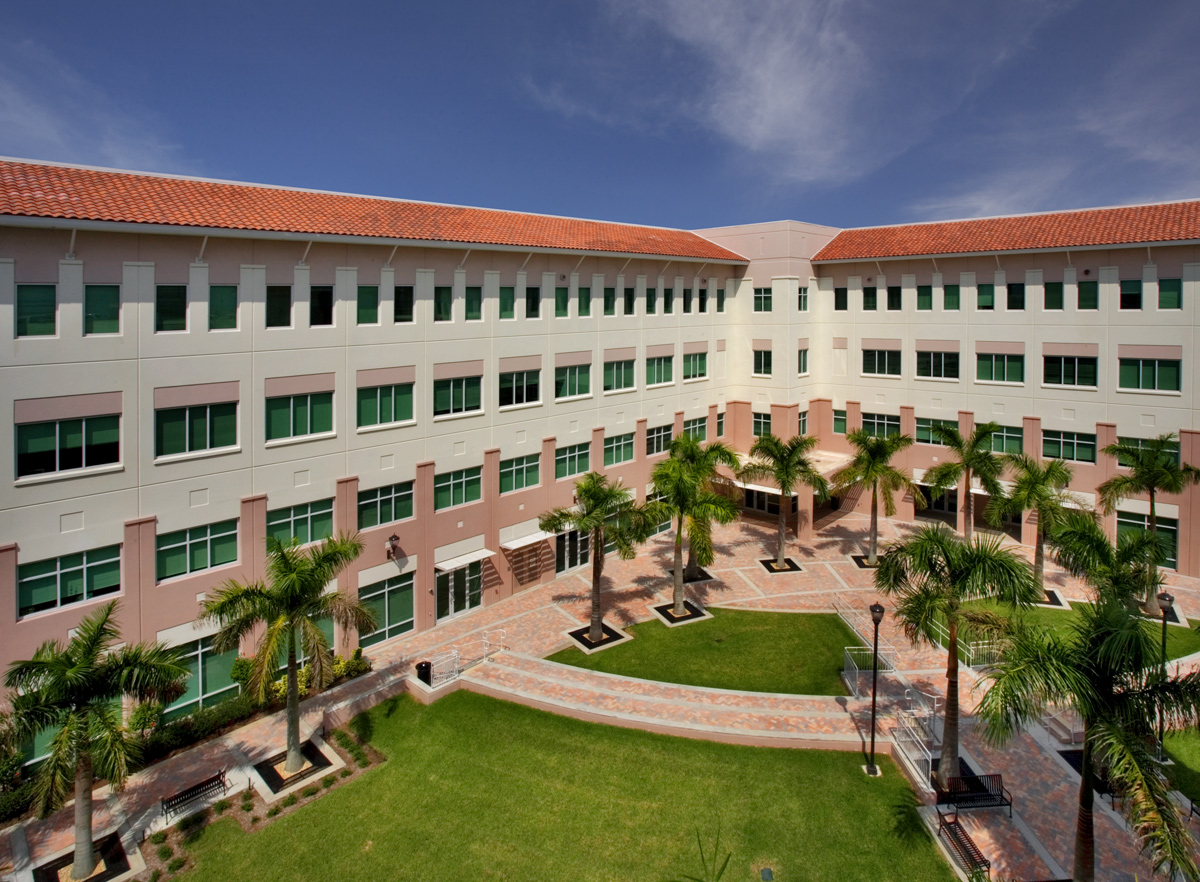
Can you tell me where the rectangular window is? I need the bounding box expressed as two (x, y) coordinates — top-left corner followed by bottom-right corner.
(663, 288), (675, 314)
(683, 417), (707, 442)
(1044, 282), (1064, 311)
(681, 352), (707, 380)
(680, 288), (693, 313)
(753, 350), (773, 376)
(834, 287), (848, 311)
(499, 454), (540, 494)
(699, 288), (708, 313)
(156, 285), (187, 332)
(646, 356), (673, 386)
(433, 377), (483, 416)
(17, 545), (120, 617)
(1042, 430), (1096, 463)
(156, 519), (238, 581)
(752, 412), (771, 438)
(1007, 283), (1025, 310)
(309, 286), (333, 326)
(155, 402), (237, 457)
(717, 289), (726, 313)
(603, 360), (635, 392)
(861, 412), (900, 438)
(798, 411), (808, 436)
(976, 353), (1024, 383)
(434, 286), (452, 322)
(264, 285), (291, 329)
(915, 418), (957, 445)
(604, 432), (634, 466)
(499, 286), (515, 320)
(977, 283), (995, 310)
(357, 481), (414, 528)
(833, 409), (847, 434)
(753, 288), (772, 312)
(394, 285), (414, 322)
(887, 286), (902, 310)
(624, 287), (636, 316)
(603, 287), (616, 316)
(917, 286), (932, 311)
(716, 411), (725, 437)
(797, 287), (808, 311)
(555, 443), (590, 479)
(1119, 358), (1181, 392)
(646, 287), (657, 314)
(1159, 278), (1182, 310)
(797, 349), (809, 375)
(499, 370), (540, 407)
(1078, 280), (1099, 310)
(916, 351), (959, 379)
(16, 284), (57, 337)
(1117, 436), (1180, 467)
(466, 287), (482, 321)
(526, 286), (540, 318)
(1120, 280), (1142, 310)
(863, 350), (901, 376)
(433, 467), (483, 510)
(85, 285), (120, 334)
(357, 383), (414, 427)
(862, 287), (877, 311)
(646, 425), (672, 456)
(267, 499), (333, 545)
(265, 392), (333, 441)
(555, 364), (590, 399)
(555, 286), (569, 318)
(944, 284), (960, 310)
(578, 287), (591, 317)
(359, 573), (415, 648)
(990, 425), (1024, 454)
(1044, 356), (1098, 387)
(1117, 512), (1178, 568)
(357, 286), (379, 325)
(161, 636), (239, 722)
(16, 414), (120, 477)
(208, 285), (237, 331)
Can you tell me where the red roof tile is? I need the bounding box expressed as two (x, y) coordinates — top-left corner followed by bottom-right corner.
(812, 200), (1200, 262)
(0, 160), (746, 262)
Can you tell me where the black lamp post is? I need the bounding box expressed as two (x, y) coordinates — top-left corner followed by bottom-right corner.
(1158, 591), (1174, 753)
(868, 602), (885, 776)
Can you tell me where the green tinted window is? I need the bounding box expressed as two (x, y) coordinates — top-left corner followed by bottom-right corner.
(916, 286), (932, 310)
(264, 286), (290, 328)
(208, 285), (237, 330)
(434, 286), (452, 322)
(465, 287), (482, 321)
(1044, 282), (1064, 310)
(1077, 280), (1099, 310)
(1159, 279), (1182, 310)
(394, 286), (414, 322)
(943, 285), (960, 310)
(84, 285), (120, 334)
(499, 286), (515, 319)
(357, 286), (379, 325)
(977, 283), (994, 310)
(16, 284), (57, 337)
(555, 286), (569, 317)
(577, 287), (591, 316)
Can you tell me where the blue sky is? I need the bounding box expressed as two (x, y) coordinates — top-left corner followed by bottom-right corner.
(3, 0), (1200, 230)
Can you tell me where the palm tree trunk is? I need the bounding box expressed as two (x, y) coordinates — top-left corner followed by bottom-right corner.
(867, 485), (880, 566)
(937, 616), (961, 791)
(685, 520), (699, 580)
(71, 754), (95, 880)
(962, 468), (974, 544)
(776, 504), (787, 568)
(589, 527), (605, 644)
(1034, 523), (1045, 592)
(1144, 487), (1159, 609)
(1074, 726), (1096, 882)
(284, 630), (302, 774)
(673, 516), (686, 615)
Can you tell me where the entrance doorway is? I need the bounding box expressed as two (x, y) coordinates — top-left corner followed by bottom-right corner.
(555, 530), (590, 574)
(436, 560), (482, 620)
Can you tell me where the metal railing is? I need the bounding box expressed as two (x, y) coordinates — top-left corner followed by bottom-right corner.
(905, 687), (943, 745)
(894, 708), (935, 793)
(928, 618), (1001, 669)
(842, 645), (896, 699)
(1043, 704), (1085, 744)
(833, 594), (898, 655)
(428, 629), (508, 686)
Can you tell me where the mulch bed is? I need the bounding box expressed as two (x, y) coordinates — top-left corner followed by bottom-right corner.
(758, 558), (802, 573)
(565, 622), (627, 651)
(652, 600), (707, 623)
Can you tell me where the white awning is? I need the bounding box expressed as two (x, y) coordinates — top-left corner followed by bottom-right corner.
(500, 530), (555, 551)
(434, 548), (496, 572)
(738, 481), (793, 497)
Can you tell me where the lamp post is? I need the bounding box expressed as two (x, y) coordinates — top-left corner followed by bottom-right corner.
(868, 602), (885, 776)
(1158, 591), (1174, 754)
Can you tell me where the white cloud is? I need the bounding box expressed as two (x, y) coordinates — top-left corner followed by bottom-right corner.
(0, 39), (188, 171)
(908, 162), (1077, 221)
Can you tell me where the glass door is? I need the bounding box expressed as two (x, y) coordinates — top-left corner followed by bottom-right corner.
(555, 530), (590, 574)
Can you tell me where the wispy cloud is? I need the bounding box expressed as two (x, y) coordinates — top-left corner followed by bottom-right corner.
(0, 39), (189, 171)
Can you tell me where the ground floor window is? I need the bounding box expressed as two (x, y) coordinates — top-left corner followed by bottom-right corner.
(359, 573), (415, 646)
(162, 637), (239, 722)
(436, 561), (482, 620)
(744, 489), (797, 517)
(555, 530), (590, 574)
(1116, 512), (1178, 569)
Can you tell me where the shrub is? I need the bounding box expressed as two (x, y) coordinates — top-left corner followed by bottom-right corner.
(270, 666), (311, 702)
(331, 728), (370, 767)
(0, 780), (35, 823)
(332, 654), (371, 681)
(267, 806), (280, 818)
(177, 809), (208, 835)
(141, 692), (258, 766)
(281, 793), (298, 808)
(129, 701), (162, 739)
(149, 871), (161, 882)
(229, 655), (255, 688)
(214, 798), (230, 815)
(251, 815), (260, 824)
(340, 768), (353, 778)
(321, 775), (336, 789)
(241, 799), (254, 812)
(156, 844), (173, 861)
(301, 785), (319, 798)
(149, 830), (168, 844)
(167, 857), (186, 873)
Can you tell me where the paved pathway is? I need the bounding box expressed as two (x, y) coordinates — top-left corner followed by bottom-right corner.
(3, 512), (1197, 881)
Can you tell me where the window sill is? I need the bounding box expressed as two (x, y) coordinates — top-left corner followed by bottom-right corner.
(1041, 384), (1098, 392)
(498, 402), (542, 413)
(432, 410), (484, 423)
(603, 388), (636, 396)
(156, 560), (239, 586)
(17, 592), (123, 622)
(16, 463), (125, 486)
(154, 446), (242, 465)
(554, 393), (593, 404)
(1115, 387), (1182, 397)
(646, 382), (675, 390)
(915, 376), (960, 383)
(83, 332), (123, 338)
(357, 420), (417, 435)
(263, 326), (293, 331)
(264, 431), (337, 449)
(683, 376), (709, 384)
(751, 374), (773, 379)
(861, 373), (902, 380)
(975, 380), (1024, 388)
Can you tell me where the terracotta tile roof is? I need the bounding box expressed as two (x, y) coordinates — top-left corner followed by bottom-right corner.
(0, 159), (746, 262)
(812, 200), (1200, 262)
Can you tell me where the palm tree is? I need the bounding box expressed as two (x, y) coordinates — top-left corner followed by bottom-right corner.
(539, 472), (656, 642)
(201, 533), (372, 774)
(977, 511), (1200, 882)
(875, 525), (1039, 791)
(651, 450), (740, 617)
(989, 453), (1078, 591)
(831, 429), (925, 566)
(665, 434), (741, 581)
(5, 602), (187, 879)
(738, 433), (830, 569)
(924, 422), (1004, 544)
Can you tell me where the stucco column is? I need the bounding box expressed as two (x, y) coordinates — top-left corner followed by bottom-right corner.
(483, 448), (506, 599)
(415, 460), (436, 631)
(955, 410), (974, 535)
(771, 402), (799, 441)
(123, 516), (156, 645)
(334, 476), (359, 653)
(726, 400), (752, 453)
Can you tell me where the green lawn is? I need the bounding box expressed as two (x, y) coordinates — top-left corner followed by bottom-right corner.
(1165, 729), (1200, 805)
(547, 609), (859, 695)
(182, 692), (955, 882)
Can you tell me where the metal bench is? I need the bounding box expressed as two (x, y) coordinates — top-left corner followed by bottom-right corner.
(937, 807), (991, 881)
(161, 769), (229, 820)
(936, 773), (1013, 817)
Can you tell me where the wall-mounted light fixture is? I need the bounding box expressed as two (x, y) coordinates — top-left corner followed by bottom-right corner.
(386, 534), (400, 560)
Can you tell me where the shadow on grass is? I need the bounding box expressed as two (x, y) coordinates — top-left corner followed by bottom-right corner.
(178, 807), (212, 846)
(889, 791), (931, 845)
(349, 712), (374, 743)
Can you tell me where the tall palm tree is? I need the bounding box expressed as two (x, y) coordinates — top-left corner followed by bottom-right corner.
(738, 432), (830, 568)
(831, 429), (925, 566)
(989, 453), (1078, 591)
(665, 434), (741, 580)
(6, 602), (187, 879)
(201, 533), (372, 773)
(924, 422), (1004, 544)
(539, 472), (656, 642)
(652, 450), (740, 616)
(875, 525), (1039, 791)
(977, 511), (1200, 882)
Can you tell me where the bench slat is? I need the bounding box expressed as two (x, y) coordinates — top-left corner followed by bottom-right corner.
(162, 770), (229, 818)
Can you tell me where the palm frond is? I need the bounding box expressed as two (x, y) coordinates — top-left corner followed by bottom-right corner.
(31, 712), (80, 817)
(299, 615), (334, 690)
(87, 700), (135, 790)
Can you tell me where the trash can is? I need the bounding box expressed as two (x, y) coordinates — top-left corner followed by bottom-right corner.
(416, 660), (432, 686)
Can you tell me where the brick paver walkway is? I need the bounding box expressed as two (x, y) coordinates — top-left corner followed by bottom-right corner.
(3, 512), (1196, 881)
